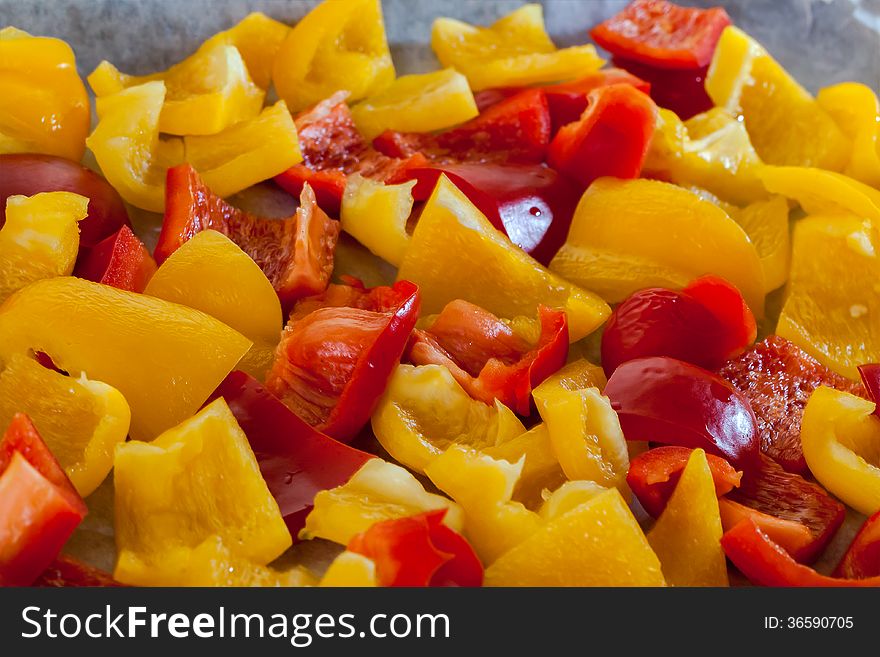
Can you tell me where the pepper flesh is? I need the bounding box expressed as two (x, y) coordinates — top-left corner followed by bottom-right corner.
(74, 225), (157, 294)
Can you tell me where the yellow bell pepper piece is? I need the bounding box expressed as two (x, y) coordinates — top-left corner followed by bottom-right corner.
(432, 4), (604, 91)
(319, 551), (378, 587)
(144, 230), (282, 380)
(351, 68), (478, 141)
(87, 81), (185, 213)
(0, 354), (130, 497)
(0, 27), (90, 160)
(484, 423), (566, 510)
(397, 175), (610, 341)
(541, 358), (606, 391)
(647, 449), (728, 587)
(724, 196), (791, 293)
(371, 364), (525, 474)
(484, 488), (665, 586)
(706, 26), (849, 171)
(272, 0), (395, 112)
(801, 386), (880, 517)
(817, 82), (880, 189)
(199, 12), (290, 90)
(183, 100), (302, 198)
(0, 277), (251, 440)
(114, 398), (292, 586)
(341, 175), (415, 267)
(425, 446), (542, 564)
(538, 480), (606, 521)
(549, 177), (765, 316)
(0, 191), (86, 304)
(777, 214), (880, 379)
(302, 458), (464, 546)
(88, 41), (264, 136)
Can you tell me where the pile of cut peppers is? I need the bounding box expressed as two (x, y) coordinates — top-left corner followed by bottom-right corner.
(1, 0), (880, 588)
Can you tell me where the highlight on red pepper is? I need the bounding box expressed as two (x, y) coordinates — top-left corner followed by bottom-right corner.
(719, 336), (867, 474)
(547, 83), (656, 190)
(859, 363), (880, 418)
(835, 509), (880, 579)
(34, 556), (123, 588)
(0, 414), (87, 586)
(407, 301), (568, 416)
(266, 278), (420, 442)
(156, 163), (340, 310)
(74, 225), (157, 293)
(0, 153), (130, 250)
(601, 275), (757, 377)
(209, 370), (374, 538)
(604, 356), (761, 471)
(590, 0), (732, 119)
(347, 509), (483, 587)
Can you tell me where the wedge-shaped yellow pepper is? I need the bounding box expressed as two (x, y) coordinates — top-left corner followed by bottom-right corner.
(114, 399), (292, 586)
(372, 364), (525, 474)
(644, 107), (766, 206)
(550, 178), (765, 316)
(0, 27), (90, 160)
(0, 192), (86, 304)
(398, 175), (610, 341)
(273, 0), (395, 112)
(319, 551), (378, 587)
(817, 83), (880, 189)
(706, 26), (849, 171)
(484, 424), (566, 510)
(341, 175), (414, 267)
(351, 68), (478, 140)
(144, 230), (282, 380)
(777, 214), (880, 379)
(647, 449), (728, 587)
(538, 480), (606, 521)
(183, 100), (302, 198)
(89, 41), (264, 136)
(0, 354), (130, 497)
(87, 81), (185, 212)
(725, 196), (791, 294)
(484, 488), (665, 586)
(302, 458), (464, 546)
(432, 4), (604, 91)
(0, 277), (251, 440)
(425, 446), (542, 564)
(801, 386), (880, 517)
(200, 12), (290, 90)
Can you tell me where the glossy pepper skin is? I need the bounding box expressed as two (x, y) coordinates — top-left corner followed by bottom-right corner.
(74, 225), (157, 293)
(835, 510), (880, 579)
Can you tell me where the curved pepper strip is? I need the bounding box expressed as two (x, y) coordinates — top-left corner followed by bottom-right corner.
(341, 175), (414, 267)
(199, 13), (290, 90)
(817, 82), (880, 188)
(266, 279), (420, 442)
(861, 364), (880, 419)
(74, 225), (157, 293)
(835, 510), (880, 579)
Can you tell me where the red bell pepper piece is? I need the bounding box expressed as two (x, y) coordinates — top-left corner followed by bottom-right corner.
(604, 356), (761, 471)
(73, 225), (157, 293)
(718, 498), (815, 562)
(719, 336), (867, 474)
(0, 414), (87, 586)
(34, 556), (123, 587)
(156, 163), (339, 311)
(0, 153), (130, 250)
(601, 275), (756, 377)
(610, 56), (714, 121)
(209, 370), (374, 538)
(627, 445), (742, 517)
(547, 84), (656, 190)
(835, 510), (880, 579)
(722, 519), (880, 587)
(543, 68), (651, 132)
(389, 162), (580, 265)
(347, 510), (483, 587)
(408, 301), (568, 416)
(373, 88), (552, 165)
(266, 279), (421, 442)
(858, 363), (880, 418)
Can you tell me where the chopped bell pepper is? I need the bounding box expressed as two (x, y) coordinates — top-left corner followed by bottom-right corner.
(817, 82), (880, 188)
(272, 0), (395, 113)
(74, 225), (157, 294)
(549, 177), (765, 316)
(0, 27), (90, 161)
(267, 279), (420, 442)
(862, 364), (880, 419)
(347, 510), (483, 587)
(724, 196), (790, 293)
(542, 68), (651, 132)
(0, 414), (87, 586)
(302, 458), (464, 546)
(34, 556), (122, 588)
(484, 423), (566, 510)
(801, 386), (880, 517)
(340, 175), (414, 267)
(431, 4), (604, 91)
(0, 353), (130, 497)
(835, 509), (880, 579)
(538, 480), (607, 520)
(547, 84), (657, 191)
(717, 498), (815, 563)
(0, 191), (87, 304)
(319, 551), (378, 587)
(483, 487), (665, 586)
(0, 276), (251, 440)
(114, 398), (292, 586)
(397, 175), (610, 342)
(646, 449), (728, 586)
(87, 81), (185, 213)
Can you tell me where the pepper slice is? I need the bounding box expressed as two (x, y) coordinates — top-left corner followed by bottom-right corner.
(817, 82), (880, 188)
(861, 364), (880, 419)
(835, 510), (880, 579)
(199, 13), (290, 90)
(266, 279), (420, 442)
(74, 225), (157, 294)
(34, 556), (122, 588)
(340, 175), (414, 267)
